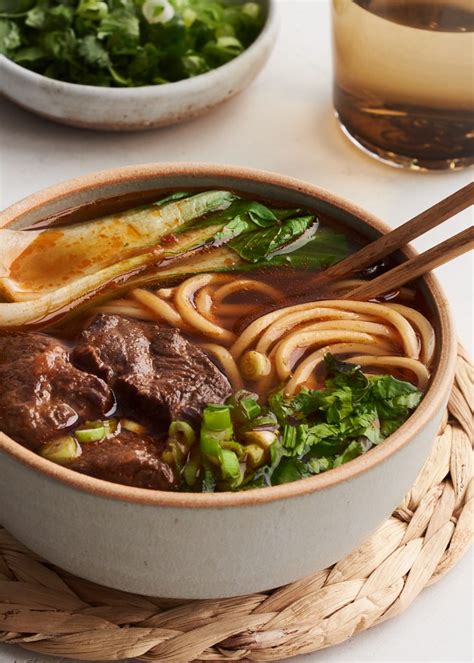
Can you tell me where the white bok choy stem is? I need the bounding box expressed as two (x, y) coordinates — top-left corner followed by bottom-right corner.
(0, 253), (155, 327)
(0, 191), (235, 302)
(0, 226), (240, 328)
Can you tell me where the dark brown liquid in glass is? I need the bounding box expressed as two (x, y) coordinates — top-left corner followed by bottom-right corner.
(332, 0), (474, 169)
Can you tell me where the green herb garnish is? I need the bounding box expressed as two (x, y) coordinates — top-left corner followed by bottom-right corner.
(243, 355), (423, 488)
(178, 356), (422, 492)
(0, 0), (265, 87)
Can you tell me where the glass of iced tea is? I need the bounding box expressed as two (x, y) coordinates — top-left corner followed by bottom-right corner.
(331, 0), (474, 170)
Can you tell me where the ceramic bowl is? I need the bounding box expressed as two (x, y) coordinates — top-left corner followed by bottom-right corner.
(0, 164), (457, 599)
(0, 1), (277, 131)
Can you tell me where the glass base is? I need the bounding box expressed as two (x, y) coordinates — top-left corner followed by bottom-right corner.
(335, 113), (474, 172)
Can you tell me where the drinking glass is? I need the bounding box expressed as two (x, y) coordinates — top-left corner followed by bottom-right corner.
(331, 0), (474, 170)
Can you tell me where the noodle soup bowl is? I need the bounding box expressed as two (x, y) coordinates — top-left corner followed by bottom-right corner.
(0, 164), (457, 599)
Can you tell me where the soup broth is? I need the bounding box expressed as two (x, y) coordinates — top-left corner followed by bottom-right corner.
(0, 190), (434, 492)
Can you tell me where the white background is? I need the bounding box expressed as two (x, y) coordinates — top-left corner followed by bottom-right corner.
(0, 1), (472, 661)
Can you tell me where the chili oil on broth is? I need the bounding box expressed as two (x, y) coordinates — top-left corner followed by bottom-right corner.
(17, 187), (434, 397)
(0, 190), (436, 493)
(8, 188), (362, 331)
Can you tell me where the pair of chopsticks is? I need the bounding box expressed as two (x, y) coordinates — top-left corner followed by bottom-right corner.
(320, 183), (474, 301)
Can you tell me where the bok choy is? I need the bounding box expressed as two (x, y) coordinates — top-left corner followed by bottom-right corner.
(0, 191), (349, 328)
(0, 190), (236, 300)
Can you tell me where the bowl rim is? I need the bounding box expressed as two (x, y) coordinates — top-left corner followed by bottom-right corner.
(0, 0), (277, 95)
(0, 162), (458, 508)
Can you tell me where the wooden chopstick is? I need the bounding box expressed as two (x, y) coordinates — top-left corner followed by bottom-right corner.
(320, 182), (474, 282)
(345, 226), (474, 301)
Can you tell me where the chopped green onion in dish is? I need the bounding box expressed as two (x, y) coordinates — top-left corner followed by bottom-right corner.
(75, 418), (118, 442)
(0, 0), (265, 87)
(183, 445), (201, 487)
(168, 420), (196, 446)
(120, 418), (147, 434)
(75, 424), (107, 443)
(163, 420), (197, 470)
(39, 435), (82, 465)
(245, 443), (265, 468)
(199, 404), (242, 487)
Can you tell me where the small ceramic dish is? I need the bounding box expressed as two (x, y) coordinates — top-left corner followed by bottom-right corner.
(0, 164), (457, 599)
(0, 0), (277, 131)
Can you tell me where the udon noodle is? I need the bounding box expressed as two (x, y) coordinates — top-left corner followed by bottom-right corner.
(95, 273), (434, 396)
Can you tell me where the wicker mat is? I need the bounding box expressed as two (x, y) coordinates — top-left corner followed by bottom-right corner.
(1, 345), (472, 662)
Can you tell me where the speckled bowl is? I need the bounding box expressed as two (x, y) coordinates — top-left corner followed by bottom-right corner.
(0, 1), (277, 131)
(0, 164), (457, 599)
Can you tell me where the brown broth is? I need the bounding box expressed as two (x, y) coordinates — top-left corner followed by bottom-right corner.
(7, 190), (432, 388)
(12, 189), (366, 332)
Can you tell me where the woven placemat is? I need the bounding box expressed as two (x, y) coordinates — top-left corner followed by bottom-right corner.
(1, 345), (472, 662)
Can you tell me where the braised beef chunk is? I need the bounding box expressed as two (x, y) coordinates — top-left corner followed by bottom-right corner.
(70, 430), (177, 490)
(1, 315), (231, 490)
(72, 314), (231, 428)
(72, 313), (154, 383)
(0, 332), (113, 450)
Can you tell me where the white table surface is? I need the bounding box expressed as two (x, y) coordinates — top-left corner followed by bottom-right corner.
(0, 1), (472, 662)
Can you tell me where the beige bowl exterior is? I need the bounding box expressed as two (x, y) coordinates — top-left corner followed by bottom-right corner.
(0, 164), (457, 599)
(0, 1), (277, 131)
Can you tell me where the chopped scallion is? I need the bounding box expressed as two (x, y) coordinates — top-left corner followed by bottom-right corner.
(244, 430), (277, 449)
(75, 425), (106, 443)
(168, 420), (196, 447)
(245, 443), (266, 469)
(183, 446), (202, 488)
(220, 449), (241, 480)
(202, 404), (233, 431)
(120, 419), (147, 434)
(39, 436), (81, 465)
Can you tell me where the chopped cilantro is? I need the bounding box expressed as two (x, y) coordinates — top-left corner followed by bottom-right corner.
(0, 0), (265, 86)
